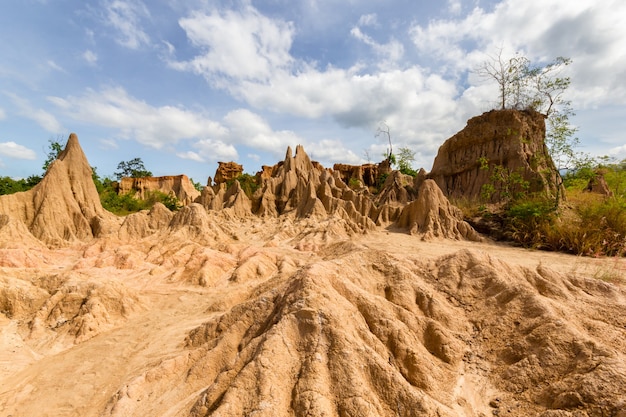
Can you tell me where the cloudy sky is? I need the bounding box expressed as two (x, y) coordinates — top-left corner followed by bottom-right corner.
(1, 0), (625, 183)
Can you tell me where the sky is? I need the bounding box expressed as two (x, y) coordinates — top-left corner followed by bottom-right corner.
(1, 0), (625, 184)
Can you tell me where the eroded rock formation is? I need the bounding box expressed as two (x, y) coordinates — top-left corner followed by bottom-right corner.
(428, 109), (561, 202)
(118, 175), (200, 205)
(0, 133), (119, 246)
(0, 132), (625, 417)
(213, 161), (244, 185)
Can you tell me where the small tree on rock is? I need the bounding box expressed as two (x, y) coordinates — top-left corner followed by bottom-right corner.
(115, 158), (153, 180)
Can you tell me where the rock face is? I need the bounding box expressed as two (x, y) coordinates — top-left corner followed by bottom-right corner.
(0, 133), (118, 246)
(197, 145), (478, 241)
(333, 159), (392, 188)
(428, 109), (561, 202)
(118, 175), (200, 206)
(213, 161), (244, 185)
(585, 171), (613, 196)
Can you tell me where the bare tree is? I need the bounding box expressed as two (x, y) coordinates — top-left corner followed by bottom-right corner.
(375, 121), (393, 162)
(476, 49), (530, 110)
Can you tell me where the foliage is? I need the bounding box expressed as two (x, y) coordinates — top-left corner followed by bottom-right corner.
(348, 177), (361, 189)
(190, 178), (204, 192)
(226, 173), (260, 198)
(376, 173), (389, 193)
(0, 175), (41, 195)
(476, 50), (530, 110)
(396, 147), (418, 177)
(43, 135), (66, 172)
(477, 50), (571, 116)
(114, 158), (153, 180)
(478, 157), (530, 204)
(99, 185), (180, 215)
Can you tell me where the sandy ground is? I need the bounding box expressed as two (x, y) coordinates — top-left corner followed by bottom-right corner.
(0, 227), (625, 417)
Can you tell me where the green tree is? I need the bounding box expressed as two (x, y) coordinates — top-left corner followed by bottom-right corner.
(545, 104), (592, 207)
(396, 147), (418, 176)
(114, 158), (153, 180)
(42, 135), (66, 172)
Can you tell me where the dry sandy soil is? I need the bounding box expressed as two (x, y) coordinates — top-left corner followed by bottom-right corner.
(1, 221), (625, 417)
(1, 135), (625, 417)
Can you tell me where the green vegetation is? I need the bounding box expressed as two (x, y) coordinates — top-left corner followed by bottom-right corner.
(114, 158), (153, 180)
(396, 147), (418, 177)
(0, 175), (41, 194)
(469, 160), (626, 257)
(226, 173), (260, 199)
(478, 157), (530, 203)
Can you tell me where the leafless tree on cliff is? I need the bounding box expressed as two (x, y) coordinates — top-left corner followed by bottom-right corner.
(376, 121), (394, 163)
(476, 49), (530, 110)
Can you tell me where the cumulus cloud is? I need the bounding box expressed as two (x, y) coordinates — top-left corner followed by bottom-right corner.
(223, 108), (302, 155)
(46, 86), (307, 163)
(170, 6), (295, 84)
(609, 144), (626, 158)
(349, 26), (404, 66)
(6, 92), (63, 132)
(0, 141), (37, 160)
(408, 0), (626, 107)
(183, 139), (239, 163)
(48, 86), (227, 149)
(102, 0), (151, 49)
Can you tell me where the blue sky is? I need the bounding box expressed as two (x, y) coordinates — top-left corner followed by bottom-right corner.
(1, 0), (625, 183)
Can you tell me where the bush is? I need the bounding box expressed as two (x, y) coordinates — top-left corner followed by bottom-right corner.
(99, 187), (180, 215)
(226, 173), (260, 198)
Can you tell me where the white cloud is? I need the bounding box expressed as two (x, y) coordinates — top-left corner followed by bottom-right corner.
(447, 0), (462, 15)
(0, 108), (5, 120)
(102, 0), (150, 49)
(609, 144), (626, 158)
(408, 0), (626, 107)
(184, 139), (239, 163)
(47, 60), (65, 72)
(358, 13), (378, 27)
(5, 92), (63, 132)
(48, 86), (227, 149)
(83, 50), (98, 65)
(223, 108), (302, 155)
(349, 26), (404, 66)
(170, 6), (295, 84)
(0, 141), (37, 160)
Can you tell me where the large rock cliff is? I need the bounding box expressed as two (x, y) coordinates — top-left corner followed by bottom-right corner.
(118, 175), (200, 206)
(428, 109), (560, 202)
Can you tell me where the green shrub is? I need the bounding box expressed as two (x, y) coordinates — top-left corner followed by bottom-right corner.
(226, 173), (260, 198)
(375, 173), (389, 193)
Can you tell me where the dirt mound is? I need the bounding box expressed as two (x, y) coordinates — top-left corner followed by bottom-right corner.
(96, 242), (626, 417)
(0, 133), (119, 246)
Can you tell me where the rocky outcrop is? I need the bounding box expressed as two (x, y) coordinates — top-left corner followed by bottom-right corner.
(118, 175), (200, 206)
(428, 109), (561, 202)
(584, 171), (613, 196)
(396, 180), (481, 241)
(0, 133), (119, 246)
(196, 145), (480, 240)
(333, 159), (392, 188)
(213, 161), (243, 185)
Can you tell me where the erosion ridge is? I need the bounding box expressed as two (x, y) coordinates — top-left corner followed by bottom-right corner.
(0, 130), (625, 417)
